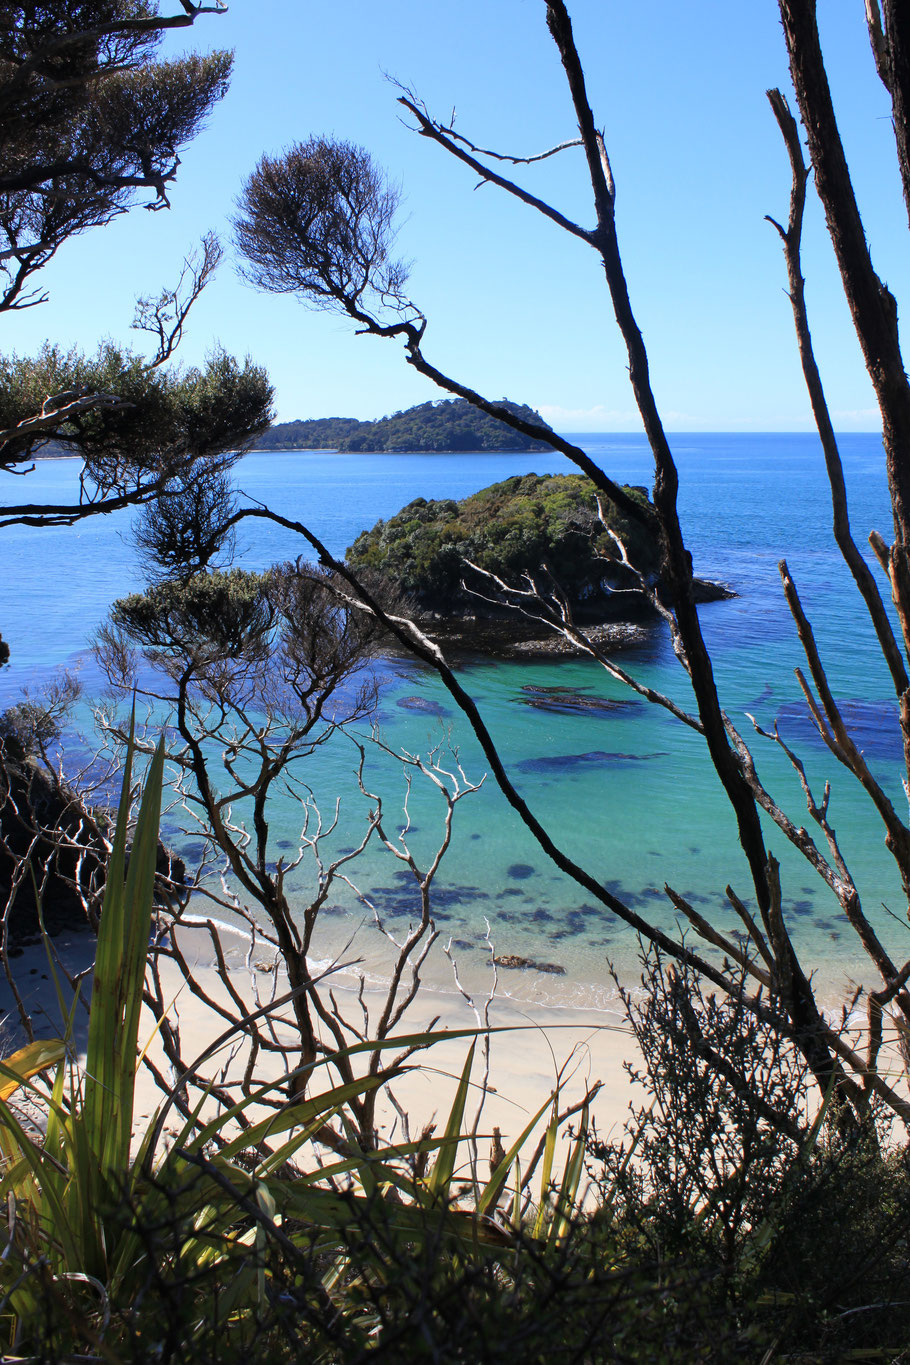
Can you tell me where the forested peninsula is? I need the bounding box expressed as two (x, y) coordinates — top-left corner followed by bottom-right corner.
(256, 398), (555, 452)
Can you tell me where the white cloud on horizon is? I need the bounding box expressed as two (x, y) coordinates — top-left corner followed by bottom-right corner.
(830, 408), (882, 425)
(539, 402), (883, 432)
(538, 404), (641, 430)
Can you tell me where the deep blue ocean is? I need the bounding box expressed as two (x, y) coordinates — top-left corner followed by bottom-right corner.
(1, 434), (906, 1008)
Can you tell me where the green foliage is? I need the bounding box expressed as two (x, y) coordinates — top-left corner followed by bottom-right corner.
(2, 817), (907, 1363)
(132, 465), (237, 581)
(347, 471), (658, 614)
(0, 670), (82, 759)
(258, 398), (555, 452)
(258, 414), (365, 449)
(0, 2), (233, 312)
(0, 717), (168, 1339)
(103, 564), (378, 715)
(586, 955), (910, 1362)
(110, 568), (275, 659)
(235, 136), (409, 324)
(0, 732), (602, 1360)
(0, 343), (274, 485)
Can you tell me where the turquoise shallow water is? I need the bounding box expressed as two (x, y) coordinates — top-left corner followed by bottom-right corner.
(1, 435), (906, 1007)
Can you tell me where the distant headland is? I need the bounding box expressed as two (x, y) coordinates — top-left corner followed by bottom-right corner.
(256, 398), (555, 453)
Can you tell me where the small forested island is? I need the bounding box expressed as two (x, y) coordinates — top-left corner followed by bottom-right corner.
(347, 472), (730, 654)
(348, 472), (654, 612)
(256, 398), (555, 452)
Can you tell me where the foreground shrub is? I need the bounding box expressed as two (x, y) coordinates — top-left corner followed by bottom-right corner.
(588, 953), (910, 1362)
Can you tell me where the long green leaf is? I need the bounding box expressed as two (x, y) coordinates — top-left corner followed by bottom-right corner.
(426, 1040), (475, 1200)
(82, 713), (136, 1161)
(477, 1091), (555, 1216)
(533, 1105), (561, 1240)
(0, 1096), (82, 1270)
(84, 724), (165, 1184)
(0, 1041), (65, 1102)
(548, 1102), (589, 1248)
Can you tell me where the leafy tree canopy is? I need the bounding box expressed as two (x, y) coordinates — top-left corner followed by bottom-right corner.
(0, 1), (232, 312)
(258, 398), (556, 453)
(102, 563), (378, 721)
(256, 415), (363, 451)
(346, 471), (658, 615)
(0, 342), (273, 500)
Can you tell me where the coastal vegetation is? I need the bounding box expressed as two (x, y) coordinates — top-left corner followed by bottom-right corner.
(0, 751), (907, 1360)
(3, 0), (910, 1361)
(256, 397), (556, 452)
(347, 472), (658, 615)
(0, 341), (271, 489)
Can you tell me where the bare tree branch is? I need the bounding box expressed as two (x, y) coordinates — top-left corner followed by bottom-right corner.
(765, 88), (909, 705)
(133, 232), (223, 369)
(396, 92), (591, 242)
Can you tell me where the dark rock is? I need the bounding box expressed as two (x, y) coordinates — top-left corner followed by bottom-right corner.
(507, 863), (535, 880)
(692, 578), (736, 603)
(379, 615), (655, 661)
(492, 954), (566, 975)
(516, 750), (667, 773)
(517, 687), (642, 717)
(397, 695), (446, 715)
(774, 698), (901, 763)
(178, 841), (206, 863)
(0, 744), (186, 946)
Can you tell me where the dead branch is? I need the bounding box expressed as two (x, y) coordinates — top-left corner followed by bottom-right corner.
(765, 87), (909, 702)
(396, 92), (591, 243)
(779, 560), (910, 887)
(132, 232), (223, 370)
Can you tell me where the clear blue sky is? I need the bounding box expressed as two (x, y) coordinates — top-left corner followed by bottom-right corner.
(7, 1), (906, 431)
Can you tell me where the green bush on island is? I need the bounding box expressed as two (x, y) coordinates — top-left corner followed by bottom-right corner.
(346, 471), (659, 615)
(258, 397), (555, 452)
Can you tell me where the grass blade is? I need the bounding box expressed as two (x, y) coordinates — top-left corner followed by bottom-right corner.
(426, 1041), (475, 1200)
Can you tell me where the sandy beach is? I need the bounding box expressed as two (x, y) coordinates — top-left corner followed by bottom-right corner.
(4, 914), (907, 1181)
(0, 921), (645, 1169)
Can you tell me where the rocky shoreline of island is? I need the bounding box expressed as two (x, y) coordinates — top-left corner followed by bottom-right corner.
(392, 576), (734, 660)
(346, 471), (735, 659)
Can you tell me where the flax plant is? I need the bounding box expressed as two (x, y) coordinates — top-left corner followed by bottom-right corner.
(0, 722), (590, 1360)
